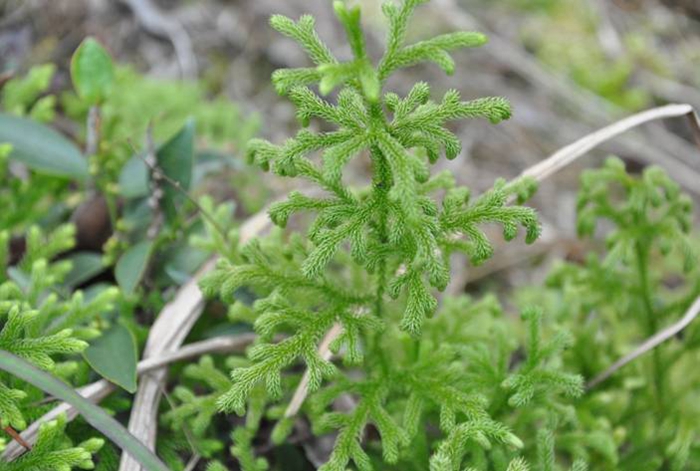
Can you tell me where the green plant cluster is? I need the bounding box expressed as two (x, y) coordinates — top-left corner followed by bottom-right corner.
(189, 2), (700, 470)
(1, 0), (699, 470)
(0, 34), (257, 470)
(0, 224), (116, 423)
(1, 415), (104, 471)
(197, 1), (586, 469)
(537, 158), (700, 470)
(506, 0), (653, 110)
(0, 223), (116, 470)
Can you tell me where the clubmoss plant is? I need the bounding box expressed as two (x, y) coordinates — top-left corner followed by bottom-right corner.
(0, 224), (115, 470)
(0, 415), (104, 471)
(544, 158), (700, 470)
(201, 1), (546, 469)
(0, 40), (258, 470)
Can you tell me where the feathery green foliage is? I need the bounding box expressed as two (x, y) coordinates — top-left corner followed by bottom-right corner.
(542, 158), (700, 470)
(0, 225), (116, 431)
(202, 1), (544, 469)
(166, 355), (271, 471)
(1, 64), (57, 122)
(0, 415), (103, 471)
(5, 1), (698, 469)
(502, 307), (583, 408)
(0, 223), (119, 469)
(576, 157), (695, 273)
(1, 39), (260, 470)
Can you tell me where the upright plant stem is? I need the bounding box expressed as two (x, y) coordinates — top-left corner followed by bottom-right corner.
(86, 105), (118, 227)
(370, 144), (391, 375)
(635, 241), (665, 413)
(374, 179), (389, 319)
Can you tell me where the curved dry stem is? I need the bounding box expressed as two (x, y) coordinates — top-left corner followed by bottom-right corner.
(520, 104), (699, 184)
(587, 295), (700, 389)
(118, 210), (270, 471)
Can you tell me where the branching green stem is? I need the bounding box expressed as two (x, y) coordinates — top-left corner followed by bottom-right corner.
(635, 240), (665, 413)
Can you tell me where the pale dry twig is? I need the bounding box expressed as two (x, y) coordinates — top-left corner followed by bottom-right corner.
(520, 103), (700, 184)
(118, 210), (269, 471)
(587, 295), (700, 389)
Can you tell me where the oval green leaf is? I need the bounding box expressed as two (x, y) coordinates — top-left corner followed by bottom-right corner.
(84, 324), (138, 393)
(63, 251), (105, 288)
(115, 240), (154, 295)
(119, 154), (149, 199)
(0, 350), (169, 471)
(0, 113), (88, 179)
(71, 37), (115, 104)
(157, 119), (195, 221)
